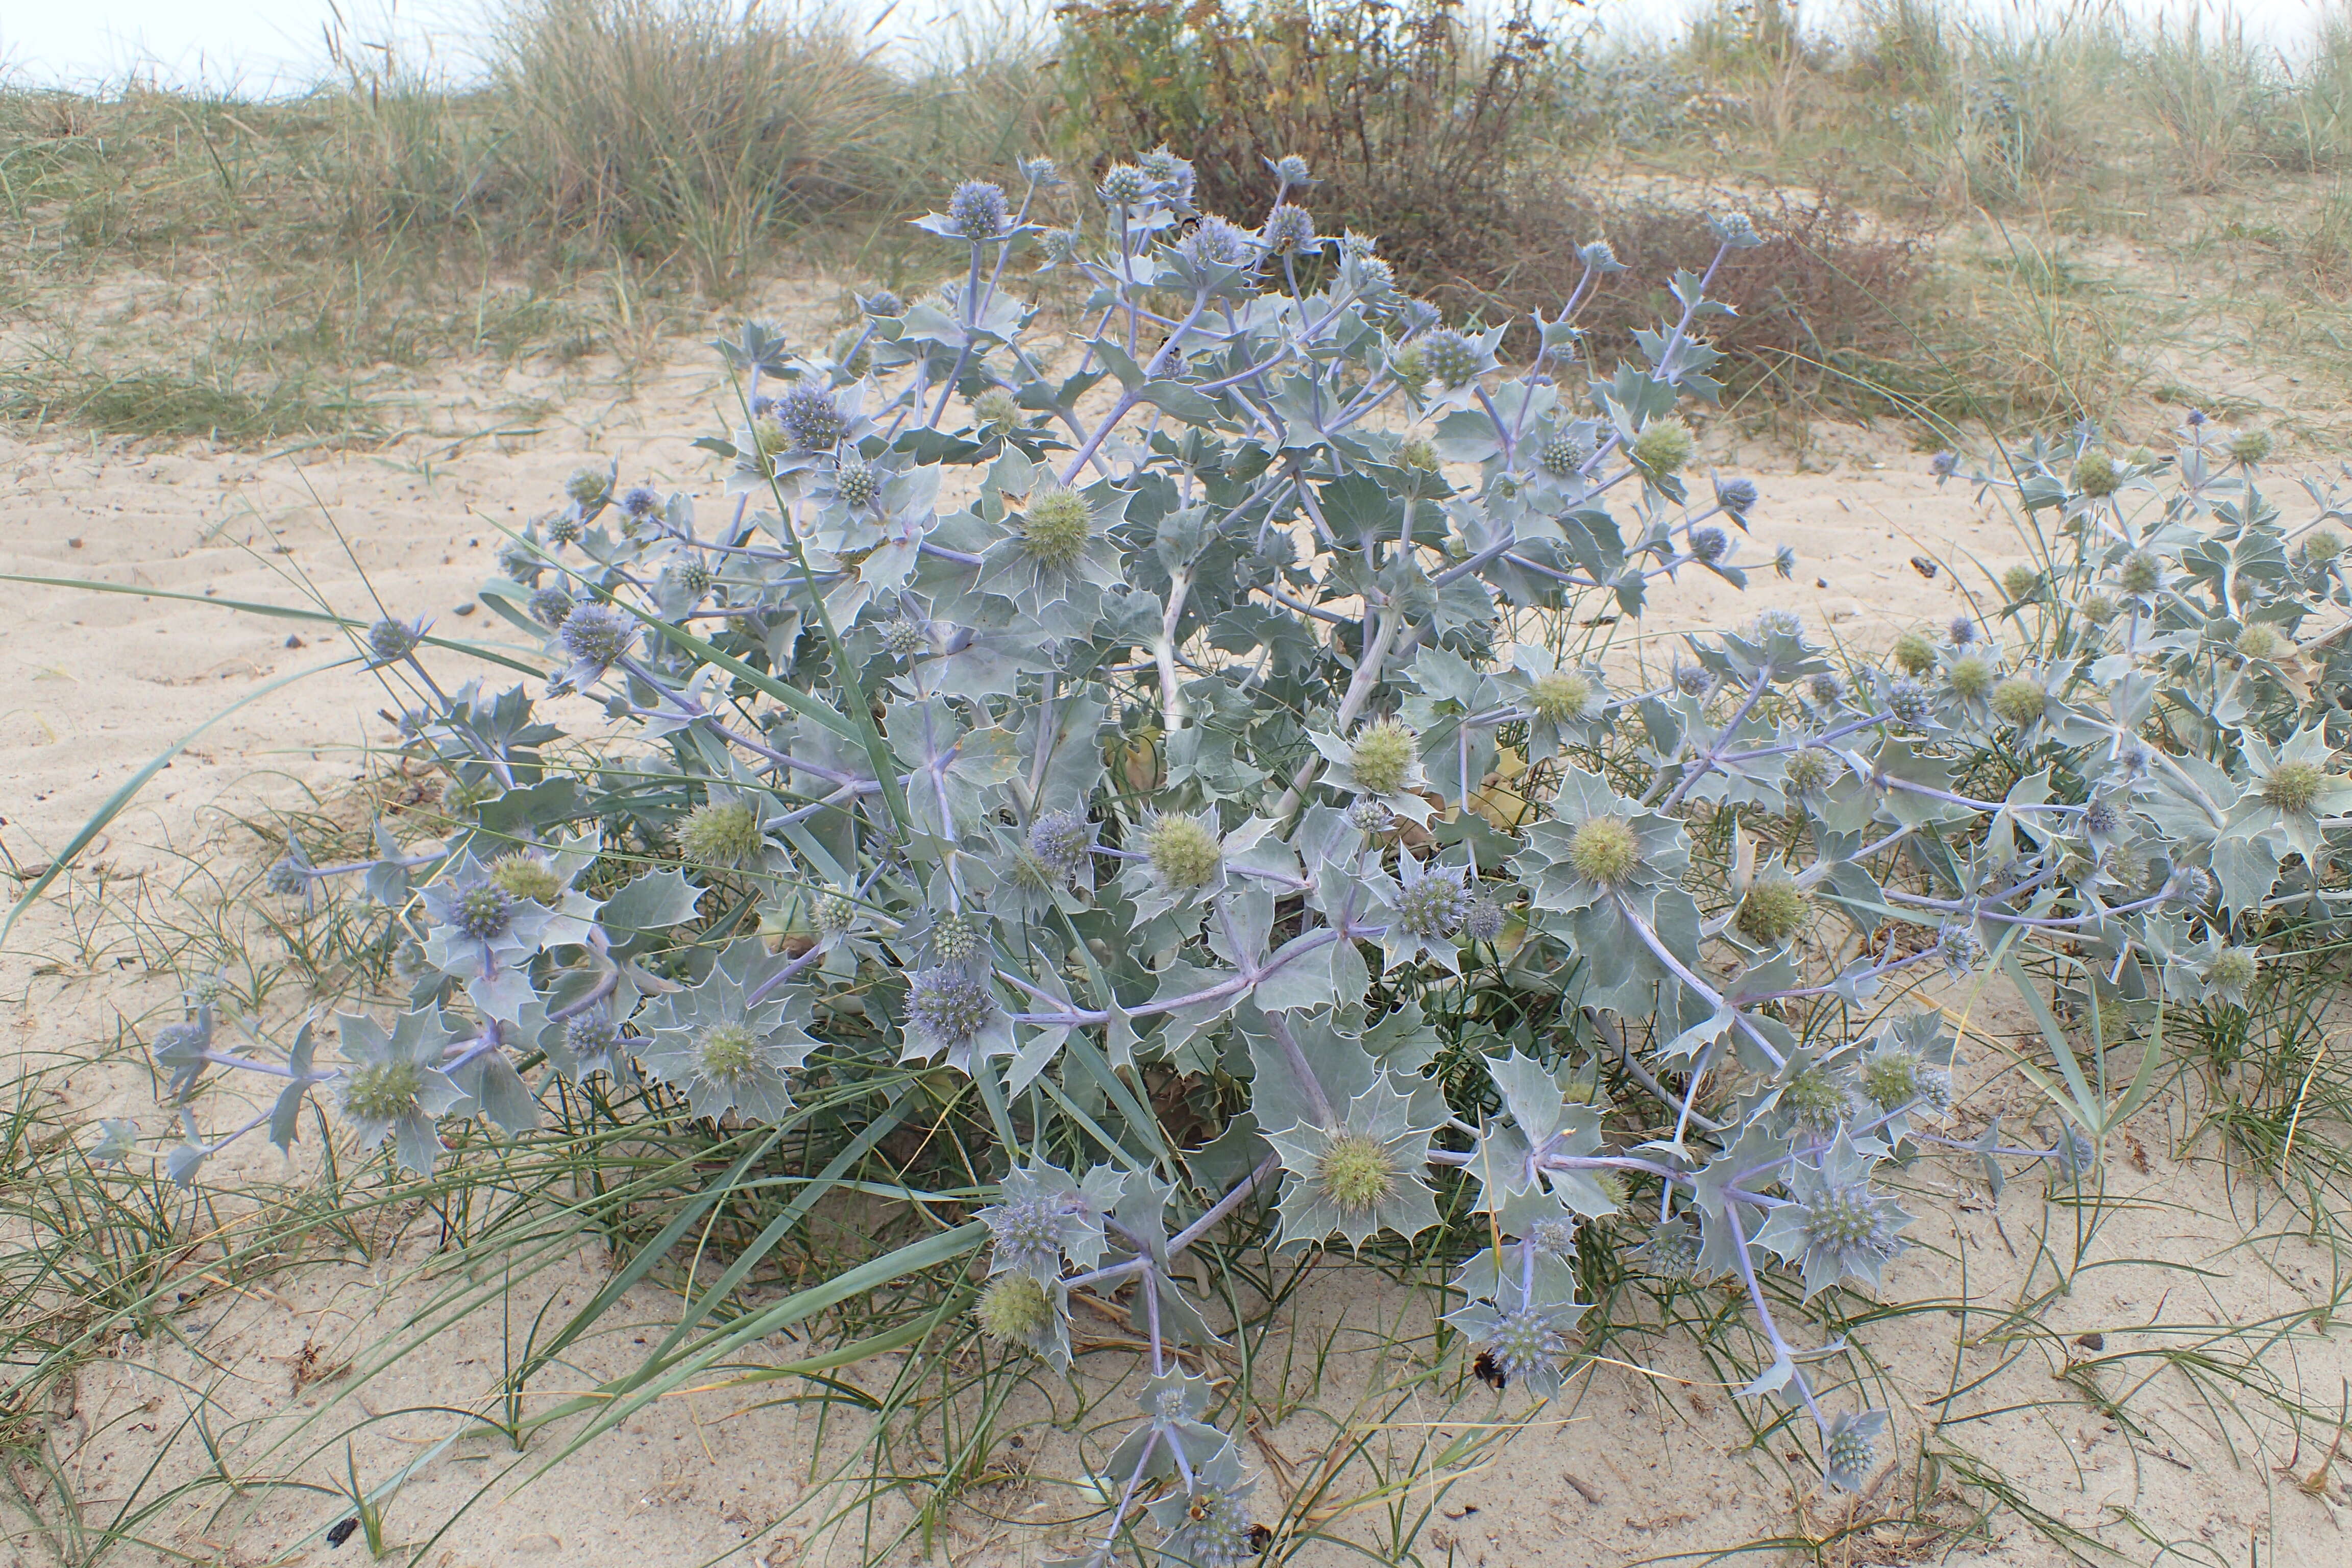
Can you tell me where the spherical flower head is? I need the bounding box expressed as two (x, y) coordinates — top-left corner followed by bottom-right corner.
(1039, 226), (1079, 263)
(2003, 564), (2041, 601)
(1859, 1047), (1922, 1111)
(1399, 436), (1438, 473)
(1350, 719), (1419, 796)
(368, 617), (421, 664)
(1029, 811), (1091, 876)
(931, 911), (986, 965)
(1643, 1218), (1701, 1278)
(2118, 549), (2163, 597)
(677, 558), (713, 598)
(1529, 670), (1594, 722)
(620, 484), (661, 520)
(1786, 746), (1835, 795)
(679, 799), (764, 869)
(1416, 328), (1479, 390)
(546, 511), (584, 546)
(564, 467), (609, 506)
(860, 288), (903, 318)
(1346, 797), (1394, 833)
(264, 856), (308, 896)
(984, 1193), (1066, 1271)
(488, 853), (565, 906)
(1187, 216), (1250, 266)
(975, 1274), (1052, 1344)
(1539, 431), (1585, 476)
(972, 387), (1021, 435)
(1803, 1181), (1903, 1258)
(452, 884), (516, 942)
(1261, 202), (1316, 255)
(1145, 814), (1223, 891)
(559, 602), (632, 672)
(1631, 417), (1694, 476)
(2230, 429), (2273, 465)
(1891, 630), (1935, 675)
(1885, 679), (1930, 727)
(1780, 1066), (1855, 1138)
(1734, 878), (1807, 945)
(1463, 894), (1506, 942)
(1947, 653), (1995, 701)
(948, 179), (1008, 239)
(1098, 163), (1149, 205)
(1392, 865), (1472, 939)
(811, 887), (857, 935)
(2081, 796), (2120, 838)
(1756, 614), (1806, 643)
(1688, 525), (1729, 564)
(1567, 817), (1642, 887)
(776, 385), (849, 451)
(1824, 1410), (1886, 1492)
(1271, 152), (1312, 184)
(1674, 662), (1714, 697)
(2073, 449), (2120, 497)
(835, 460), (880, 507)
(1017, 488), (1092, 571)
(1579, 237), (1621, 270)
(531, 585), (576, 630)
(566, 1014), (620, 1065)
(2307, 530), (2344, 564)
(1316, 1131), (1398, 1214)
(1946, 615), (1978, 646)
(2079, 592), (2119, 625)
(1710, 209), (1762, 248)
(2262, 758), (2329, 815)
(1807, 671), (1847, 707)
(2206, 946), (2258, 991)
(696, 1021), (758, 1084)
(909, 966), (995, 1046)
(1716, 474), (1760, 513)
(880, 617), (928, 657)
(1485, 1306), (1567, 1384)
(495, 538), (538, 581)
(341, 1059), (425, 1123)
(2235, 623), (2286, 661)
(1991, 676), (2046, 727)
(1138, 145), (1190, 190)
(1938, 921), (1986, 972)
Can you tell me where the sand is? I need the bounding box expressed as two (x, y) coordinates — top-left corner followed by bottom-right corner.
(4, 334), (2347, 1566)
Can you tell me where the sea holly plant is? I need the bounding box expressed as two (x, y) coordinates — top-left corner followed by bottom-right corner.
(128, 146), (2352, 1556)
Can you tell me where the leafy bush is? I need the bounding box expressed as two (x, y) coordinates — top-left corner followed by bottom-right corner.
(141, 145), (2351, 1560)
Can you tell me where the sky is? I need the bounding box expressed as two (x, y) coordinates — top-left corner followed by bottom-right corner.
(1, 0), (2341, 94)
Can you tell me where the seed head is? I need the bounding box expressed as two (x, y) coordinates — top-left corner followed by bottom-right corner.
(368, 617), (420, 664)
(2234, 623), (2285, 661)
(341, 1060), (425, 1123)
(1316, 1132), (1397, 1213)
(1017, 488), (1093, 571)
(975, 1274), (1053, 1343)
(948, 179), (1008, 239)
(1145, 814), (1223, 891)
(1891, 630), (1935, 675)
(559, 601), (632, 672)
(2118, 549), (2163, 597)
(1785, 746), (1834, 795)
(972, 387), (1021, 435)
(1567, 817), (1641, 886)
(2074, 450), (2120, 497)
(1350, 720), (1419, 796)
(2079, 592), (2119, 625)
(1780, 1066), (1856, 1138)
(564, 468), (609, 506)
(488, 854), (565, 906)
(2230, 429), (2273, 465)
(2002, 564), (2040, 601)
(1529, 671), (1594, 723)
(1991, 676), (2046, 726)
(452, 884), (515, 942)
(1947, 654), (1995, 701)
(1398, 436), (1438, 472)
(2206, 946), (2258, 991)
(679, 799), (764, 868)
(2261, 759), (2329, 815)
(697, 1021), (758, 1083)
(1631, 418), (1695, 476)
(1885, 679), (1930, 727)
(908, 967), (996, 1046)
(1859, 1047), (1922, 1110)
(1734, 878), (1808, 945)
(2307, 530), (2344, 564)
(1420, 330), (1481, 389)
